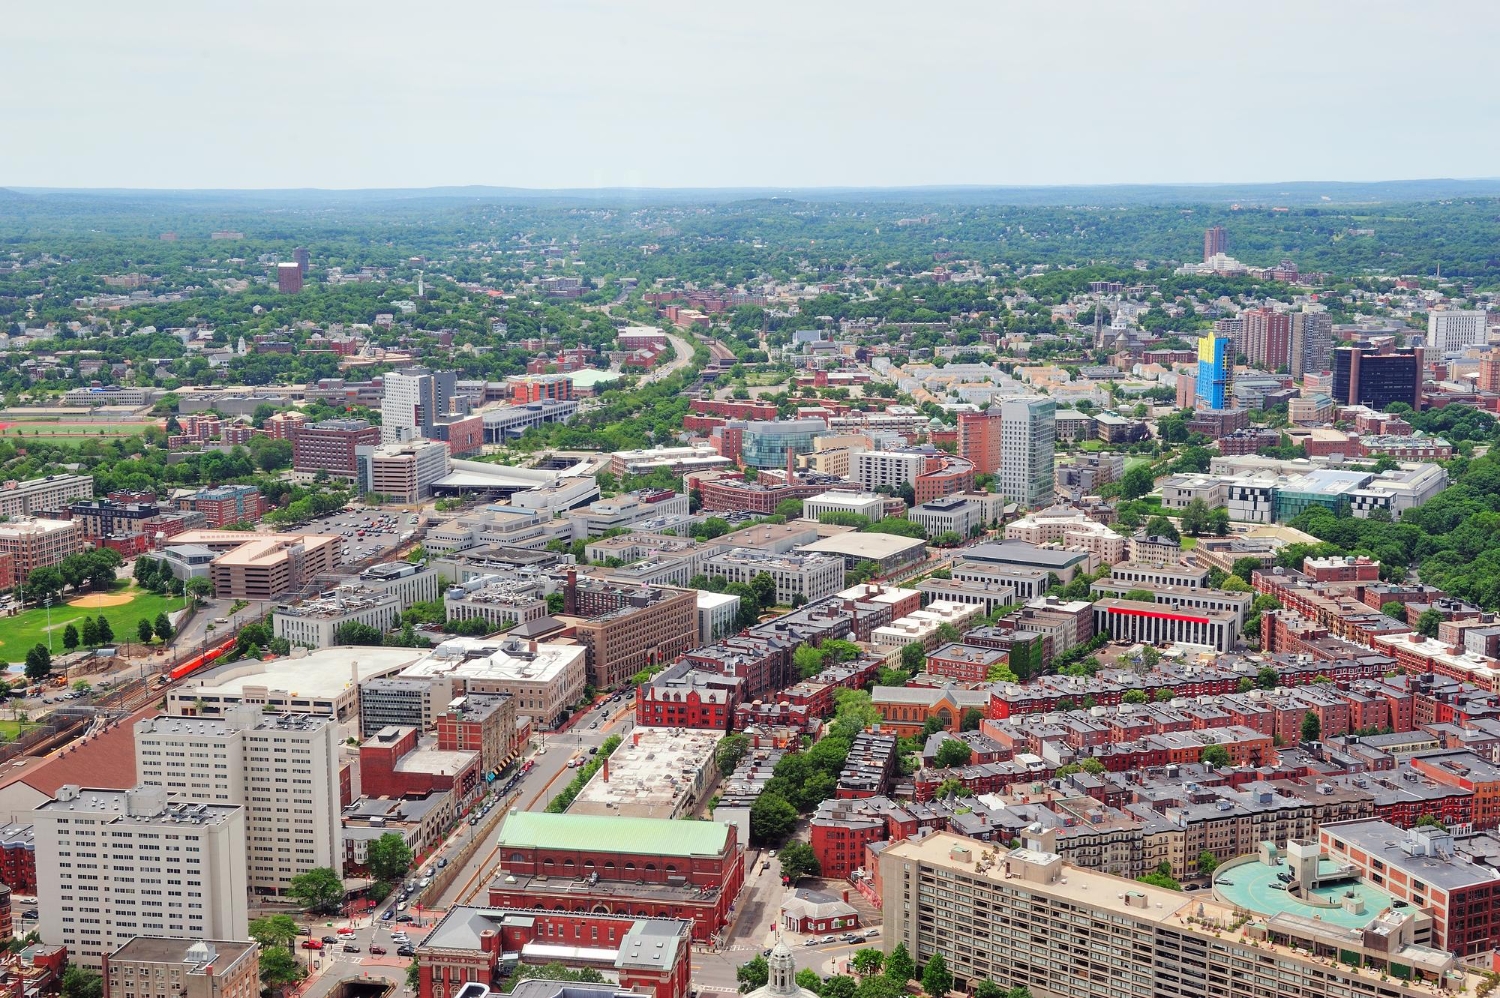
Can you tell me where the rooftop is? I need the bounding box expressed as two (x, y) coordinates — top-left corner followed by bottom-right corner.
(497, 811), (730, 858)
(799, 532), (926, 559)
(401, 637), (585, 684)
(176, 645), (424, 702)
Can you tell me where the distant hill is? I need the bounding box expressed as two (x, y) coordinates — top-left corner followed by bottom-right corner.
(8, 177), (1500, 208)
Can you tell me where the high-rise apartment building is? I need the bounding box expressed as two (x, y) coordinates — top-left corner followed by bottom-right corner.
(881, 831), (1466, 998)
(381, 367), (459, 444)
(998, 398), (1054, 510)
(1195, 331), (1233, 410)
(134, 708), (343, 896)
(1240, 308), (1291, 371)
(275, 262), (302, 294)
(292, 246), (310, 275)
(1203, 225), (1226, 261)
(1333, 345), (1423, 411)
(956, 407), (1002, 476)
(1427, 309), (1488, 355)
(31, 785), (248, 968)
(1290, 309), (1333, 380)
(852, 451), (926, 492)
(0, 517), (81, 579)
(292, 418), (380, 479)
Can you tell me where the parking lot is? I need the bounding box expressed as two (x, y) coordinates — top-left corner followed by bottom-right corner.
(304, 507), (420, 565)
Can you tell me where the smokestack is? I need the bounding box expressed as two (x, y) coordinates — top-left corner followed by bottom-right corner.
(786, 448), (796, 485)
(602, 757), (610, 782)
(565, 569), (577, 616)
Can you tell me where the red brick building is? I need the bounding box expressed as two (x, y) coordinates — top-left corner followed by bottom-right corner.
(359, 726), (482, 800)
(292, 419), (380, 479)
(418, 907), (691, 998)
(635, 663), (740, 731)
(690, 399), (778, 421)
(489, 812), (744, 942)
(0, 825), (34, 895)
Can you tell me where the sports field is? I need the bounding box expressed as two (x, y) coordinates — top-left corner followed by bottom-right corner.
(0, 584), (183, 659)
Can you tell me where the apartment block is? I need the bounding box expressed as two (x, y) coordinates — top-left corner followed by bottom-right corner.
(103, 938), (258, 998)
(31, 785), (248, 968)
(134, 708), (343, 895)
(0, 518), (81, 577)
(291, 418), (380, 479)
(0, 474), (93, 518)
(273, 586), (402, 648)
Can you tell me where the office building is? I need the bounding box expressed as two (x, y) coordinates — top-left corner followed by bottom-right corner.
(998, 398), (1054, 509)
(705, 549), (844, 605)
(956, 406), (1002, 476)
(1195, 331), (1233, 410)
(1241, 308), (1291, 371)
(1333, 346), (1423, 411)
(166, 645), (425, 722)
(272, 586), (402, 648)
(135, 708), (343, 895)
(1428, 309), (1488, 355)
(739, 420), (825, 469)
(356, 440), (451, 503)
(382, 367), (459, 444)
(559, 582), (700, 688)
(1093, 597), (1237, 653)
(1290, 310), (1333, 380)
(881, 831), (1470, 998)
(359, 677), (437, 736)
(292, 418), (380, 479)
(400, 637), (587, 728)
(175, 485), (268, 528)
(174, 529), (341, 600)
(292, 246), (309, 274)
(31, 785), (248, 968)
(275, 262), (302, 294)
(103, 938), (259, 998)
(0, 518), (81, 577)
(1203, 225), (1226, 261)
(802, 491), (888, 522)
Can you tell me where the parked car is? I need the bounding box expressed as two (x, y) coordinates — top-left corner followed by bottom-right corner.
(397, 945), (416, 957)
(437, 858), (448, 868)
(297, 927), (311, 936)
(369, 946), (387, 956)
(301, 940), (324, 950)
(20, 909), (37, 920)
(396, 914), (415, 923)
(864, 928), (880, 938)
(820, 935), (836, 944)
(802, 939), (819, 947)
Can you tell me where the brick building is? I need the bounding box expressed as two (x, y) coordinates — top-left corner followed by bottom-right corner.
(292, 418), (380, 479)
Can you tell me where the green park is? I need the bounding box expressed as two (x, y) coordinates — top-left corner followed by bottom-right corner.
(0, 583), (186, 662)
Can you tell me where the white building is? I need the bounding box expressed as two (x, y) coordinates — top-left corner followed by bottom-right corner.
(399, 637), (587, 728)
(166, 646), (426, 724)
(907, 495), (985, 539)
(705, 548), (845, 604)
(135, 708), (344, 896)
(31, 785), (248, 968)
(1427, 309), (1488, 355)
(358, 560), (442, 606)
(853, 451), (925, 491)
(425, 504), (573, 553)
(998, 397), (1056, 509)
(567, 491), (691, 537)
(802, 491), (889, 522)
(697, 590), (740, 644)
(273, 586), (402, 648)
(442, 575), (549, 631)
(1004, 506), (1127, 564)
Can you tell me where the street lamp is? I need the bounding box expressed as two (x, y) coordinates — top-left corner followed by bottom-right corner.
(44, 595), (52, 654)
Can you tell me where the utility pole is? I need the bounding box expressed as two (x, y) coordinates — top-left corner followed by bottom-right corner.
(44, 595), (52, 654)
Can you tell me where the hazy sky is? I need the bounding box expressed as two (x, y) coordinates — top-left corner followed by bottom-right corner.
(6, 1), (1498, 190)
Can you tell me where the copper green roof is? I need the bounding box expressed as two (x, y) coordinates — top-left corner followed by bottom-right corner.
(498, 811), (730, 857)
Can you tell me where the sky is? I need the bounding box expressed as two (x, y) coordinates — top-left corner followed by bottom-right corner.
(5, 0), (1499, 191)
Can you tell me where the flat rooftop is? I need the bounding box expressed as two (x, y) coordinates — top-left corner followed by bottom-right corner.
(1323, 819), (1500, 893)
(1213, 852), (1402, 930)
(401, 637), (584, 684)
(175, 646), (424, 701)
(569, 727), (721, 819)
(800, 532), (925, 559)
(498, 811), (730, 858)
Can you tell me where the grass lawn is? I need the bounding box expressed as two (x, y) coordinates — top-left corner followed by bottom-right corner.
(0, 719), (38, 739)
(0, 584), (185, 660)
(1124, 456), (1155, 470)
(1180, 537), (1198, 550)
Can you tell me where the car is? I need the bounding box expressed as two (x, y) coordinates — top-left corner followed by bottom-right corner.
(419, 877), (432, 889)
(589, 721), (598, 729)
(397, 945), (416, 958)
(342, 943), (361, 953)
(337, 926), (356, 935)
(369, 946), (387, 956)
(321, 935), (338, 945)
(864, 928), (880, 938)
(214, 617), (229, 624)
(841, 934), (861, 943)
(761, 949), (773, 958)
(381, 909), (394, 920)
(20, 909), (37, 920)
(588, 747), (598, 755)
(803, 939), (819, 947)
(396, 914), (415, 923)
(821, 935), (836, 944)
(301, 940), (324, 950)
(297, 927), (311, 936)
(437, 858), (448, 868)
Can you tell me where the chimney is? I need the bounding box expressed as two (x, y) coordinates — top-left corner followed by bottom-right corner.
(602, 757), (610, 782)
(528, 639), (538, 654)
(786, 448), (796, 485)
(565, 568), (577, 616)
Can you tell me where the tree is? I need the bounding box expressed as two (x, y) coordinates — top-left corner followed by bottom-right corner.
(716, 732), (750, 777)
(1256, 666), (1279, 690)
(961, 707), (984, 731)
(185, 576), (215, 601)
(1220, 574), (1252, 593)
(1198, 850), (1219, 876)
(921, 954), (953, 998)
(1137, 861), (1182, 891)
(1123, 589), (1156, 604)
(25, 566), (64, 602)
(333, 621), (385, 645)
(884, 942), (915, 985)
(778, 841), (821, 882)
(775, 499), (804, 519)
(1122, 689), (1147, 704)
(1231, 557), (1263, 581)
(1201, 744), (1231, 769)
(259, 946), (305, 991)
(1301, 711), (1322, 743)
(249, 913), (300, 951)
(95, 615), (113, 644)
(934, 778), (972, 799)
(153, 612), (172, 642)
(750, 792), (798, 844)
(934, 740), (973, 769)
(900, 643), (925, 674)
(24, 644), (50, 681)
(137, 619), (154, 644)
(61, 966), (103, 998)
(797, 970), (825, 996)
(795, 643), (826, 679)
(365, 832), (414, 883)
(80, 616), (100, 646)
(1416, 609), (1442, 638)
(1382, 600), (1408, 621)
(1119, 465), (1155, 501)
(407, 958), (421, 991)
(823, 976), (858, 998)
(287, 866), (344, 913)
(738, 956), (770, 992)
(972, 984), (1004, 998)
(1153, 689), (1174, 702)
(1180, 497), (1213, 537)
(750, 572), (779, 610)
(1079, 758), (1105, 775)
(856, 979), (904, 998)
(1145, 515), (1180, 543)
(62, 623), (79, 651)
(852, 949), (884, 976)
